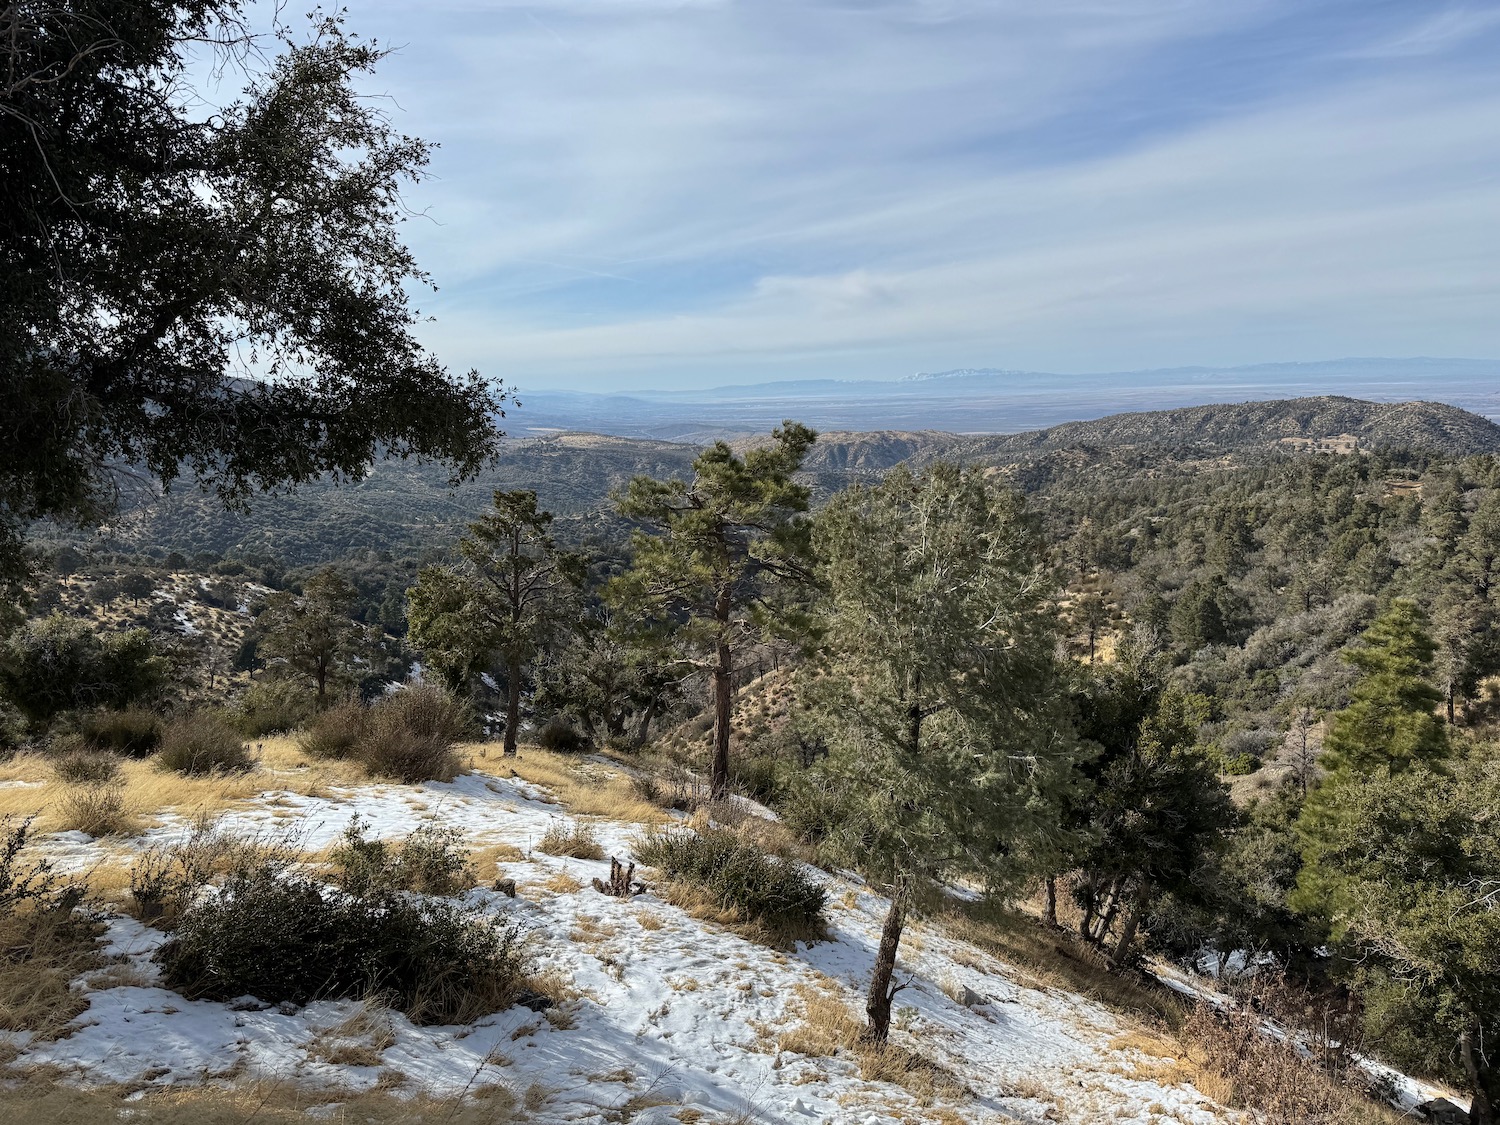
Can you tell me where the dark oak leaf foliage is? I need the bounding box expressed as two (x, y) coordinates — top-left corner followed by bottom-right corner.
(1, 2), (505, 591)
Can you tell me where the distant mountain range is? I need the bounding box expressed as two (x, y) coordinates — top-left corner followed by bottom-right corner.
(509, 357), (1500, 439)
(64, 395), (1500, 567)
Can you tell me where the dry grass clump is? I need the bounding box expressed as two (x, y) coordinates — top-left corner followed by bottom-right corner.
(776, 981), (962, 1104)
(298, 697), (367, 761)
(157, 713), (253, 776)
(359, 710), (461, 783)
(0, 1072), (521, 1124)
(0, 818), (103, 1041)
(50, 745), (122, 784)
(474, 746), (667, 826)
(1181, 1000), (1404, 1125)
(303, 686), (470, 784)
(537, 820), (605, 860)
(945, 899), (1183, 1022)
(307, 999), (398, 1067)
(54, 783), (137, 837)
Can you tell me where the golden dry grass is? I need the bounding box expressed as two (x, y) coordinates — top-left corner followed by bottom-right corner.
(0, 1068), (521, 1124)
(944, 900), (1186, 1025)
(306, 999), (397, 1068)
(466, 745), (668, 826)
(0, 735), (369, 835)
(775, 981), (962, 1105)
(0, 905), (104, 1043)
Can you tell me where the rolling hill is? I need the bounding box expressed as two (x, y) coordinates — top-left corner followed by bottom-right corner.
(51, 397), (1500, 568)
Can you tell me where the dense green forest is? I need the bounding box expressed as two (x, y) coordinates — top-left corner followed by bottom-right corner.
(5, 400), (1500, 1120)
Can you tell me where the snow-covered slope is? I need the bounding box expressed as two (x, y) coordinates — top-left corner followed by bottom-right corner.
(7, 763), (1232, 1124)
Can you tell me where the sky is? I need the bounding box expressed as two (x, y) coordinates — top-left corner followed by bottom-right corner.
(322, 1), (1500, 392)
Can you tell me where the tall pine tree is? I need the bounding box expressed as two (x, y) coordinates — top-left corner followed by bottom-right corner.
(804, 464), (1083, 1040)
(611, 423), (816, 798)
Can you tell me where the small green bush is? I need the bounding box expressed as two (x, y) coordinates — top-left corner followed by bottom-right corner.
(332, 818), (475, 898)
(537, 719), (586, 753)
(776, 775), (849, 845)
(79, 708), (161, 757)
(157, 714), (253, 776)
(634, 827), (825, 938)
(299, 698), (368, 761)
(157, 863), (528, 1024)
(235, 679), (314, 738)
(729, 754), (783, 805)
(538, 820), (604, 860)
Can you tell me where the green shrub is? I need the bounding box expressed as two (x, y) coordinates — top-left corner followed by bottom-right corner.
(235, 679), (315, 737)
(729, 754), (784, 804)
(395, 824), (476, 896)
(299, 698), (368, 760)
(332, 818), (475, 898)
(0, 701), (25, 752)
(0, 616), (169, 724)
(157, 863), (527, 1024)
(777, 775), (850, 845)
(537, 719), (586, 753)
(538, 820), (604, 860)
(79, 708), (161, 757)
(634, 827), (825, 938)
(50, 745), (121, 785)
(157, 714), (253, 776)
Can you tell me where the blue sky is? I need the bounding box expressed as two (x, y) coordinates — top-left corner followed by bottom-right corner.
(332, 1), (1500, 391)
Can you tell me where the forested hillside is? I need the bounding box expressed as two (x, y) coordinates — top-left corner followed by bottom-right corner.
(6, 400), (1499, 1123)
(39, 397), (1500, 569)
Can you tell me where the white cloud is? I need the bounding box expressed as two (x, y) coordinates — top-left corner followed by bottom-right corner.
(336, 1), (1500, 387)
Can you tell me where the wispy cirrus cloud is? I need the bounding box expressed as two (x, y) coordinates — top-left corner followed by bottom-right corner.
(336, 0), (1500, 388)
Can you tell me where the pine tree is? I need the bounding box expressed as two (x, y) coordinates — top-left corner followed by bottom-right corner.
(1066, 655), (1234, 969)
(610, 423), (816, 798)
(1293, 601), (1500, 1121)
(1316, 599), (1447, 777)
(804, 464), (1083, 1040)
(407, 491), (581, 755)
(258, 568), (366, 702)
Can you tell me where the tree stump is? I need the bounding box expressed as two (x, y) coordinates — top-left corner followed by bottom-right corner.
(592, 856), (644, 898)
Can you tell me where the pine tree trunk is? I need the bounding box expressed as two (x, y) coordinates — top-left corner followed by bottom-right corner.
(1095, 877), (1126, 944)
(711, 643), (732, 800)
(865, 879), (907, 1043)
(1463, 1020), (1497, 1125)
(504, 654), (522, 756)
(631, 695), (659, 750)
(1043, 876), (1058, 928)
(1108, 884), (1151, 971)
(1078, 883), (1096, 941)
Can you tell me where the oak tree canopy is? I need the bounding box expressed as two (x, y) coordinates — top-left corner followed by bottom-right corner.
(1, 2), (505, 593)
